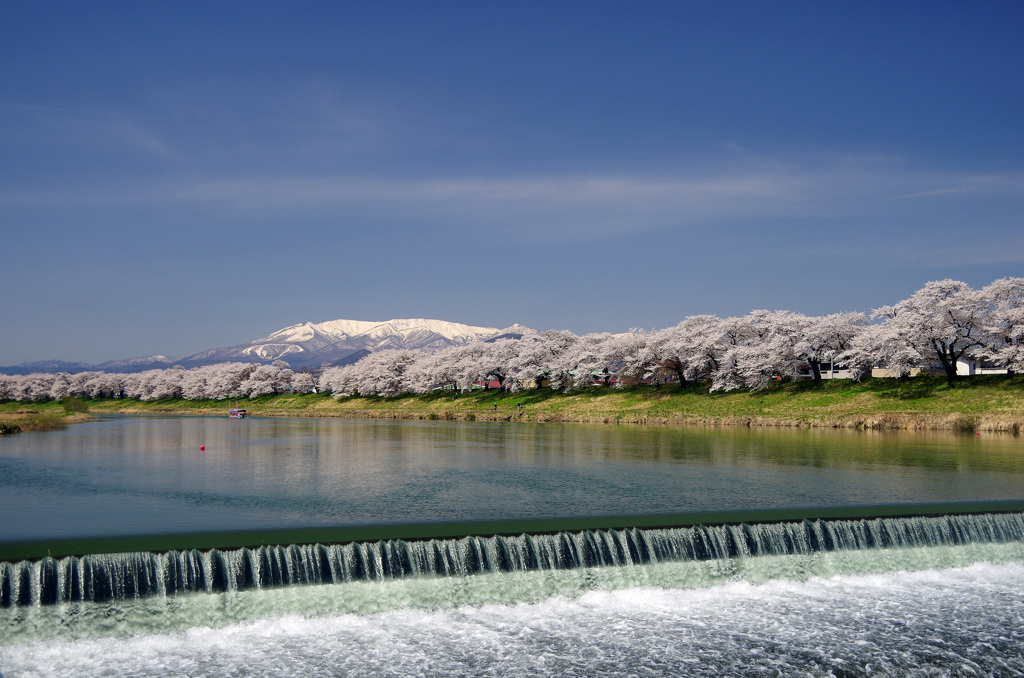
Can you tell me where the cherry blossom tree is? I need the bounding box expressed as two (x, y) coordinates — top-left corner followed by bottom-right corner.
(553, 332), (617, 390)
(7, 373), (56, 401)
(444, 342), (493, 392)
(318, 363), (356, 396)
(238, 361), (293, 398)
(290, 371), (317, 394)
(82, 371), (125, 398)
(206, 363), (255, 399)
(137, 366), (186, 400)
(404, 347), (461, 393)
(180, 366), (213, 400)
(331, 349), (420, 397)
(797, 312), (868, 381)
(0, 375), (16, 400)
(65, 372), (98, 398)
(712, 311), (807, 391)
(872, 280), (987, 382)
(654, 315), (725, 386)
(608, 330), (662, 386)
(504, 331), (578, 391)
(980, 277), (1024, 374)
(439, 340), (518, 391)
(477, 339), (519, 390)
(48, 372), (72, 399)
(524, 330), (580, 390)
(840, 322), (923, 380)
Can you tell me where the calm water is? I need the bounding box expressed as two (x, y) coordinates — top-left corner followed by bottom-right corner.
(1, 415), (1022, 541)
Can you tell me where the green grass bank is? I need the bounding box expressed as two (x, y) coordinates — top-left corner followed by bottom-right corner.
(0, 398), (93, 435)
(40, 374), (1024, 433)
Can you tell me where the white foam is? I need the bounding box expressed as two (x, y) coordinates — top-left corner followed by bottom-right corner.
(3, 560), (1022, 677)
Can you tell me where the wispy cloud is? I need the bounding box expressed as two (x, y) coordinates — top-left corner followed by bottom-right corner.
(3, 152), (1023, 244)
(0, 102), (177, 158)
(147, 158), (1024, 238)
(96, 115), (177, 158)
(892, 173), (1024, 199)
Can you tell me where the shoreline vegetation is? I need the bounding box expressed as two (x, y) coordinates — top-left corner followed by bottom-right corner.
(5, 375), (1022, 434)
(0, 395), (93, 435)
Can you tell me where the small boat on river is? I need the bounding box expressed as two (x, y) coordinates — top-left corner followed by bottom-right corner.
(229, 402), (247, 418)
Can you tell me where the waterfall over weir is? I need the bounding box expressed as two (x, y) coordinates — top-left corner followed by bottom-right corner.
(3, 512), (1022, 608)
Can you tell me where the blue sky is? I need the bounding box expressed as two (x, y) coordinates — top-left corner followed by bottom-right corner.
(2, 1), (1023, 365)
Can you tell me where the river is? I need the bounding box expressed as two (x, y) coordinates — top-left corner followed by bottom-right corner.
(1, 415), (1022, 676)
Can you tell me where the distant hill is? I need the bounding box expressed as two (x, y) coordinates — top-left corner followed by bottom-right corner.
(0, 360), (99, 376)
(1, 319), (535, 374)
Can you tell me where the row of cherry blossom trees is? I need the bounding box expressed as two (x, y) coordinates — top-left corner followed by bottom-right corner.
(0, 361), (311, 402)
(1, 278), (1021, 402)
(318, 278), (1022, 395)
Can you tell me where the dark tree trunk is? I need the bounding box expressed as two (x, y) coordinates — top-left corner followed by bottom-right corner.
(932, 340), (959, 383)
(808, 360), (822, 382)
(660, 357), (687, 387)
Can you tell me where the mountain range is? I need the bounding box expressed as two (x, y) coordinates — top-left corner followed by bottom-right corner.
(1, 318), (534, 374)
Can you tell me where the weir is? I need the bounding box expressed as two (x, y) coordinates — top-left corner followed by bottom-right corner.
(2, 510), (1022, 607)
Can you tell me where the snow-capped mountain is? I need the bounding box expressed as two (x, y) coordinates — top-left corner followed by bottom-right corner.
(178, 318), (533, 369)
(0, 319), (535, 373)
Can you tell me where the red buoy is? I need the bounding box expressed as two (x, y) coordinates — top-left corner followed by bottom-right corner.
(200, 445), (205, 452)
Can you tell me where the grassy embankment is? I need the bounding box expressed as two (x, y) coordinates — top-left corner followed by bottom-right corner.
(0, 397), (93, 435)
(65, 374), (1024, 432)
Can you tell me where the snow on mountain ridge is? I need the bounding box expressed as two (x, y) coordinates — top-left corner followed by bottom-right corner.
(0, 319), (535, 373)
(264, 323), (318, 343)
(189, 318), (531, 369)
(241, 344), (306, 360)
(312, 318), (500, 342)
(256, 319), (498, 345)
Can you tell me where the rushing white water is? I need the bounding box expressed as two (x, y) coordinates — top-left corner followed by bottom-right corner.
(6, 512), (1022, 608)
(2, 543), (1022, 677)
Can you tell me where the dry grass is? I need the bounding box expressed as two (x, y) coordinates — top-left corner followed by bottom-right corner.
(0, 408), (91, 434)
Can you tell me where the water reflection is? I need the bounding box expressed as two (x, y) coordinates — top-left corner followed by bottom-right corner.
(0, 415), (1021, 541)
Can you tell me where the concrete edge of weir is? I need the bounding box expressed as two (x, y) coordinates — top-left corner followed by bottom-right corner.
(3, 499), (1024, 562)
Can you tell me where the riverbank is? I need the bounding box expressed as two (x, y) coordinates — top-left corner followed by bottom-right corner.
(59, 375), (1024, 432)
(0, 404), (92, 434)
